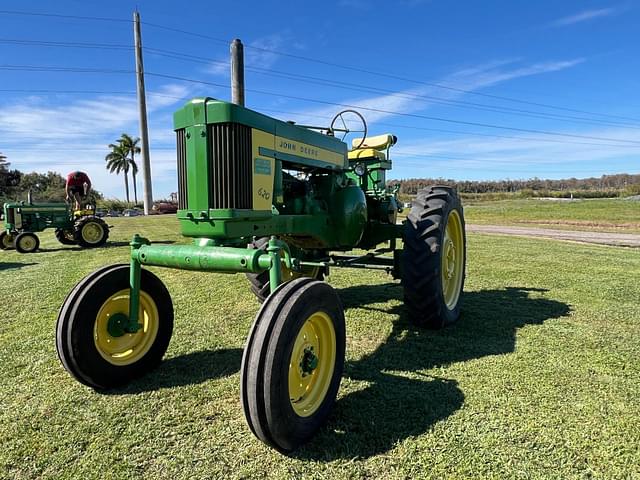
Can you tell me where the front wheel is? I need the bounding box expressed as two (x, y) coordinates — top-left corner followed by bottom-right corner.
(56, 264), (174, 389)
(241, 278), (345, 452)
(0, 231), (15, 250)
(402, 186), (466, 329)
(15, 232), (39, 253)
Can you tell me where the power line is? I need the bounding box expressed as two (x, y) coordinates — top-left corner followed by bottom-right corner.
(141, 22), (227, 45)
(0, 38), (132, 50)
(2, 10), (636, 125)
(1, 82), (636, 149)
(0, 9), (130, 23)
(0, 88), (184, 99)
(146, 47), (640, 130)
(145, 72), (640, 145)
(259, 108), (640, 149)
(0, 65), (132, 74)
(140, 20), (640, 124)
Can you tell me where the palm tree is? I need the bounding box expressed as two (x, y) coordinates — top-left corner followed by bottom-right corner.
(118, 134), (141, 203)
(129, 158), (139, 203)
(105, 143), (130, 202)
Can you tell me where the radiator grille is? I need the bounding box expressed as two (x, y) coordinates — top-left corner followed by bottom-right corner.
(208, 123), (252, 209)
(175, 129), (188, 210)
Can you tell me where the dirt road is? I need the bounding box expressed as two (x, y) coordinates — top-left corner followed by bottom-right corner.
(467, 224), (640, 248)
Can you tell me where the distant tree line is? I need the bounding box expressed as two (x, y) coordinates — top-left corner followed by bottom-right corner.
(0, 156), (102, 204)
(390, 173), (640, 197)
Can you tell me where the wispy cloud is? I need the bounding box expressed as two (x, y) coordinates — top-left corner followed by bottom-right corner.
(550, 7), (618, 27)
(287, 58), (585, 126)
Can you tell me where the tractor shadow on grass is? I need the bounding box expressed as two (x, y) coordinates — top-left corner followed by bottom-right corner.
(297, 284), (571, 460)
(105, 348), (243, 394)
(0, 261), (37, 271)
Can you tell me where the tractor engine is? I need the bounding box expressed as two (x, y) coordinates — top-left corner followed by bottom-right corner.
(173, 97), (370, 250)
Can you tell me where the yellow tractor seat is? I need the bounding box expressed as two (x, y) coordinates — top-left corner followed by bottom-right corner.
(351, 134), (397, 151)
(348, 133), (397, 161)
(74, 209), (95, 217)
(348, 148), (386, 161)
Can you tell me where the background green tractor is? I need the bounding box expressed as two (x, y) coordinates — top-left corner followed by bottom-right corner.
(1, 201), (109, 253)
(56, 98), (465, 452)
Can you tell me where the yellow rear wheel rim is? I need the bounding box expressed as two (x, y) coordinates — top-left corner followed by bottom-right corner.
(441, 210), (464, 310)
(288, 311), (336, 417)
(93, 289), (159, 366)
(82, 222), (104, 243)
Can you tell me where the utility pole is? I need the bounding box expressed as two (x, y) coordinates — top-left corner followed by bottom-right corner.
(230, 39), (245, 106)
(133, 10), (153, 214)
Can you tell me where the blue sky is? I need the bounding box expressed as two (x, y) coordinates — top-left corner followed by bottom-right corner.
(1, 0), (639, 199)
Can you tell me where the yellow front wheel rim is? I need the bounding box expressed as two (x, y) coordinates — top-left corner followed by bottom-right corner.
(82, 223), (104, 243)
(288, 311), (336, 417)
(441, 210), (464, 310)
(1, 234), (13, 248)
(19, 236), (37, 251)
(94, 289), (159, 366)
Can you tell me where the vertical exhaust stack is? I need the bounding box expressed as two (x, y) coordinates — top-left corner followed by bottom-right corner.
(230, 39), (245, 106)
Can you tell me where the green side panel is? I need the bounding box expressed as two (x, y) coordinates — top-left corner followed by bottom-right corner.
(185, 125), (210, 212)
(369, 168), (386, 190)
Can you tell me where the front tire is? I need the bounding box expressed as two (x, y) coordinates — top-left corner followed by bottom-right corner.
(402, 186), (466, 328)
(56, 264), (174, 389)
(15, 232), (39, 253)
(241, 278), (345, 452)
(0, 231), (15, 250)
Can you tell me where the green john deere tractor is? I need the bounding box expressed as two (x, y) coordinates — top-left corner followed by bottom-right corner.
(1, 201), (109, 253)
(56, 98), (465, 452)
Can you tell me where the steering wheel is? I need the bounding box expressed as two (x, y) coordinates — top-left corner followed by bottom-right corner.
(329, 110), (367, 150)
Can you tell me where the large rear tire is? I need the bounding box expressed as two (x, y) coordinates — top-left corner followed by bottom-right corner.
(245, 237), (324, 302)
(402, 186), (466, 329)
(241, 278), (345, 452)
(74, 216), (109, 248)
(56, 264), (174, 390)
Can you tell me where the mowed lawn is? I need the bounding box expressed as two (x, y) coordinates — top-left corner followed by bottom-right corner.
(464, 198), (640, 233)
(0, 213), (638, 479)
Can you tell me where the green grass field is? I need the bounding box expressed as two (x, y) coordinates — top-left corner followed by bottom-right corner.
(464, 198), (640, 233)
(1, 214), (638, 479)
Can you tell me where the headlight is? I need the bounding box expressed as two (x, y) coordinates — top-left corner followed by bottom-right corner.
(354, 163), (366, 177)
